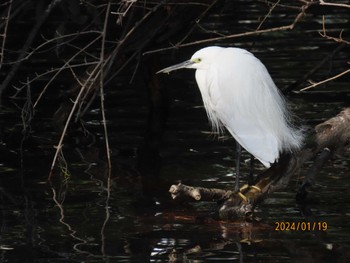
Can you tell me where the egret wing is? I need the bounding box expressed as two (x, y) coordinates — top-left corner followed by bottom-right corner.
(206, 48), (280, 167)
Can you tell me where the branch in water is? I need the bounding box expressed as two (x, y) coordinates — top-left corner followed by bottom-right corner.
(169, 108), (350, 219)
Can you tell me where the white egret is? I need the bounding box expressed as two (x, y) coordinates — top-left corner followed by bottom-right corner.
(157, 46), (303, 196)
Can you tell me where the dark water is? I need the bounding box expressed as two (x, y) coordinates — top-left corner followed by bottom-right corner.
(1, 1), (350, 263)
(1, 124), (350, 263)
(1, 81), (349, 263)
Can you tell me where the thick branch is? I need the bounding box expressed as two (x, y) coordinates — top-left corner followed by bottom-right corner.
(169, 108), (350, 219)
(169, 183), (232, 201)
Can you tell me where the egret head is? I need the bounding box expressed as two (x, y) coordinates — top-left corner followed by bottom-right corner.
(157, 46), (223, 74)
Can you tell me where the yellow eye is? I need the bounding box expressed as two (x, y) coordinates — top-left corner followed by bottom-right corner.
(193, 58), (202, 63)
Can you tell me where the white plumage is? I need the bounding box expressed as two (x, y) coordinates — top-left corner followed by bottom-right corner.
(158, 46), (303, 168)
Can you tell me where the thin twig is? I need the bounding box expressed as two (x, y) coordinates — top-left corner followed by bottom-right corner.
(49, 60), (103, 178)
(2, 31), (101, 65)
(282, 42), (347, 92)
(0, 0), (63, 101)
(33, 36), (101, 108)
(103, 0), (166, 75)
(19, 78), (33, 168)
(11, 61), (98, 98)
(143, 25), (292, 55)
(65, 62), (86, 87)
(256, 0), (281, 31)
(143, 1), (314, 55)
(0, 1), (29, 30)
(114, 0), (138, 25)
(0, 0), (12, 70)
(100, 2), (112, 169)
(319, 15), (350, 45)
(105, 2), (172, 85)
(319, 0), (350, 9)
(177, 0), (220, 45)
(258, 0), (300, 10)
(300, 67), (350, 91)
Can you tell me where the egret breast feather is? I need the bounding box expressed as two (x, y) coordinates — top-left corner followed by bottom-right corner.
(192, 47), (301, 167)
(158, 46), (303, 169)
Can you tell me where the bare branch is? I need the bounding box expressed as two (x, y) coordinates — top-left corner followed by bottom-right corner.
(11, 61), (98, 98)
(283, 43), (347, 92)
(169, 183), (232, 201)
(2, 31), (101, 66)
(319, 0), (350, 9)
(300, 67), (350, 91)
(170, 108), (350, 219)
(319, 16), (350, 45)
(113, 0), (138, 25)
(0, 0), (63, 101)
(33, 36), (101, 108)
(0, 0), (12, 70)
(49, 60), (103, 177)
(143, 1), (315, 55)
(177, 0), (220, 46)
(256, 0), (281, 31)
(100, 2), (112, 170)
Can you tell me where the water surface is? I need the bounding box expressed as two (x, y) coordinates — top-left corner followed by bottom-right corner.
(1, 1), (350, 262)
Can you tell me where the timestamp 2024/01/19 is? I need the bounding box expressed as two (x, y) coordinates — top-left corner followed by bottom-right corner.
(275, 221), (328, 231)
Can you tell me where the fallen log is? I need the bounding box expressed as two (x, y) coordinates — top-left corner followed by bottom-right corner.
(169, 107), (350, 219)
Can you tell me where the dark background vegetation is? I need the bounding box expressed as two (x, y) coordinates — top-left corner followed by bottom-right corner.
(0, 0), (349, 175)
(0, 0), (349, 262)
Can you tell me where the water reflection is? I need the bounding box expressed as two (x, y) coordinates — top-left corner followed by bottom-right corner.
(1, 2), (350, 263)
(1, 99), (349, 261)
(1, 93), (350, 262)
(2, 147), (349, 262)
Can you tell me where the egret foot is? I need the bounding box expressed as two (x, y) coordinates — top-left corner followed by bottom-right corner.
(239, 184), (262, 192)
(237, 191), (248, 202)
(236, 184), (262, 202)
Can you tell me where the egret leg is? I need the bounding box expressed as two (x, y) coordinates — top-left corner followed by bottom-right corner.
(248, 154), (254, 185)
(235, 143), (261, 200)
(296, 148), (331, 203)
(234, 141), (242, 192)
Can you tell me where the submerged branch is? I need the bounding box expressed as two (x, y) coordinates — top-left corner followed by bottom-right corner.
(169, 108), (350, 219)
